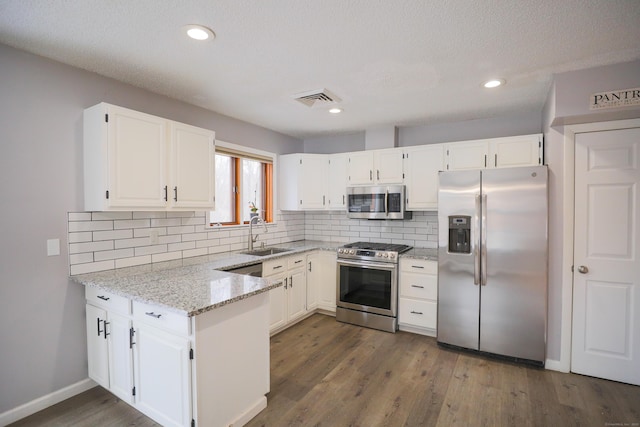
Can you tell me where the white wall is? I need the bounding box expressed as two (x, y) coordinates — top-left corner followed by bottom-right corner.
(0, 43), (302, 416)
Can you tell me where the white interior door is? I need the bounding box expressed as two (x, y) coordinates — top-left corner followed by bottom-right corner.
(572, 126), (640, 385)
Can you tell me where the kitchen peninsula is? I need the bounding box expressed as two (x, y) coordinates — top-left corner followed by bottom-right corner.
(72, 253), (284, 427)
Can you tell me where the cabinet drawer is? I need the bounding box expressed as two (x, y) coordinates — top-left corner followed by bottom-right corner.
(400, 271), (437, 300)
(398, 298), (437, 330)
(263, 258), (287, 277)
(132, 301), (190, 336)
(86, 287), (131, 314)
(288, 254), (306, 270)
(400, 258), (437, 274)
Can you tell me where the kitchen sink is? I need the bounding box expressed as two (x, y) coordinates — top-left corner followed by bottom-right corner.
(241, 247), (292, 257)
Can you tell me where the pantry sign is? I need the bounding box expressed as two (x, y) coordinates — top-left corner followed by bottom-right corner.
(590, 87), (640, 110)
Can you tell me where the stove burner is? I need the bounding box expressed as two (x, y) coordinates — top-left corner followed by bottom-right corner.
(342, 241), (412, 253)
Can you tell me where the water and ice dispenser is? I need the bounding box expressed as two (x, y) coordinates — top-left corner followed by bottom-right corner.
(448, 216), (471, 254)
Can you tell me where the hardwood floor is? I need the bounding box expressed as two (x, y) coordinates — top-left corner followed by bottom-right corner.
(11, 314), (640, 426)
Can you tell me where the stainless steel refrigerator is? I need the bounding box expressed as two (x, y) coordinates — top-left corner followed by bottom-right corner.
(437, 166), (548, 365)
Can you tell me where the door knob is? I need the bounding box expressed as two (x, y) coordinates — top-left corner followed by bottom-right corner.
(577, 265), (589, 274)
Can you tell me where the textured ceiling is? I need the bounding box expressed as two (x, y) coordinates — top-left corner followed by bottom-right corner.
(1, 0), (639, 139)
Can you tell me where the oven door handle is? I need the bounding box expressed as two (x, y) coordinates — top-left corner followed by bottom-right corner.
(337, 259), (397, 271)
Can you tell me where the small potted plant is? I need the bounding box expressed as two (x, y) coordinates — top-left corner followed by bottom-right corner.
(248, 201), (259, 218)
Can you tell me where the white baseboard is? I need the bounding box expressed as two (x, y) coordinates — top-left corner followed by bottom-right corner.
(545, 358), (569, 373)
(0, 378), (96, 426)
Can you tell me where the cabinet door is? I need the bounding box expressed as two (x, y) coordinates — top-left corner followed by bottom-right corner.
(348, 151), (374, 185)
(300, 155), (328, 209)
(107, 105), (168, 208)
(170, 122), (215, 209)
(328, 154), (348, 209)
(405, 145), (444, 210)
(374, 149), (404, 184)
(305, 255), (319, 311)
(86, 304), (109, 388)
(309, 251), (337, 312)
(107, 311), (134, 403)
(135, 324), (191, 427)
(489, 134), (542, 168)
(287, 268), (307, 322)
(268, 274), (287, 333)
(446, 140), (489, 171)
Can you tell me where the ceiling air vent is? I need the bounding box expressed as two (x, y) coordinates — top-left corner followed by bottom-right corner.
(293, 88), (342, 107)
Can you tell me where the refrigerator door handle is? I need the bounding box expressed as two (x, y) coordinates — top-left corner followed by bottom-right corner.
(474, 194), (481, 285)
(481, 194), (488, 286)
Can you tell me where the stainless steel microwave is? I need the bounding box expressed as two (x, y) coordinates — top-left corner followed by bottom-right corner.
(346, 185), (412, 220)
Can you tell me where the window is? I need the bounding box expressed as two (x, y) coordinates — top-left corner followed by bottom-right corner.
(209, 142), (274, 226)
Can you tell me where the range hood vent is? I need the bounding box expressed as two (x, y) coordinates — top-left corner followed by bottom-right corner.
(293, 88), (342, 107)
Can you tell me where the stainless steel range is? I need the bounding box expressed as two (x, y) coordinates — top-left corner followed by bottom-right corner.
(336, 242), (412, 332)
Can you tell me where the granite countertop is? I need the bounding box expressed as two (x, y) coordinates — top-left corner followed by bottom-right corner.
(72, 240), (342, 317)
(402, 247), (438, 261)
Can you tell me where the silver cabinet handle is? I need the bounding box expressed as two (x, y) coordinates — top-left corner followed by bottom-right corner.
(481, 193), (487, 286)
(308, 261), (312, 272)
(173, 186), (178, 202)
(145, 312), (162, 319)
(577, 265), (589, 274)
(377, 170), (380, 180)
(273, 265), (283, 270)
(411, 265), (424, 269)
(284, 278), (288, 289)
(289, 276), (293, 287)
(295, 259), (303, 264)
(474, 194), (481, 285)
(410, 310), (423, 315)
(97, 295), (110, 301)
(103, 321), (110, 339)
(411, 285), (424, 289)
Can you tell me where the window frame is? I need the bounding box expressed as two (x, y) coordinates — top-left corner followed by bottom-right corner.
(208, 140), (277, 228)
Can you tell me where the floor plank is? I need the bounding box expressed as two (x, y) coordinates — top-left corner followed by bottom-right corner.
(10, 314), (640, 427)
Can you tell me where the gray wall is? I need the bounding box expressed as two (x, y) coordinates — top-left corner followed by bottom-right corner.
(0, 43), (301, 414)
(398, 111), (542, 146)
(303, 131), (365, 154)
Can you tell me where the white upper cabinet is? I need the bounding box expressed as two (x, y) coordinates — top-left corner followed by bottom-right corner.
(83, 103), (215, 211)
(445, 139), (490, 171)
(404, 144), (444, 211)
(347, 151), (375, 184)
(347, 148), (404, 185)
(445, 134), (542, 171)
(279, 153), (328, 210)
(169, 121), (215, 209)
(328, 153), (348, 209)
(374, 148), (404, 184)
(489, 134), (542, 168)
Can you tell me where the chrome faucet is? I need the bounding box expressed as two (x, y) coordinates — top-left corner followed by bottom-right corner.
(248, 216), (268, 251)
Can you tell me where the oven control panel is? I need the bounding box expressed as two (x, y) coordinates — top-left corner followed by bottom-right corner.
(337, 248), (397, 261)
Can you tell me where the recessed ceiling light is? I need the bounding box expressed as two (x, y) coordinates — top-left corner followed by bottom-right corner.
(483, 79), (506, 88)
(184, 25), (215, 41)
(329, 108), (342, 114)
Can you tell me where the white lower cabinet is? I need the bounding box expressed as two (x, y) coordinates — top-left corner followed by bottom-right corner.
(307, 250), (337, 313)
(134, 307), (191, 427)
(85, 287), (270, 427)
(264, 254), (308, 334)
(85, 288), (134, 404)
(398, 258), (438, 337)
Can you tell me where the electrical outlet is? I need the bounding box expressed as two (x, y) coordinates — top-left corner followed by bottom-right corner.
(149, 230), (159, 245)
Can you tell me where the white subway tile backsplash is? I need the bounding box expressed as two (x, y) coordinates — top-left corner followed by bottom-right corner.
(93, 229), (134, 241)
(68, 221), (113, 232)
(134, 244), (169, 256)
(69, 240), (114, 254)
(70, 253), (94, 265)
(67, 210), (437, 275)
(68, 212), (92, 221)
(114, 219), (151, 229)
(94, 248), (135, 261)
(115, 256), (152, 269)
(92, 212), (133, 221)
(68, 232), (93, 243)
